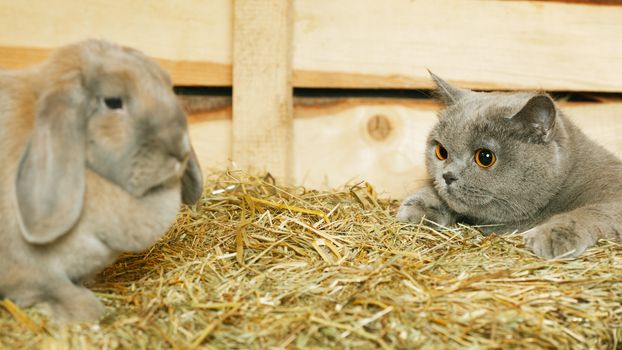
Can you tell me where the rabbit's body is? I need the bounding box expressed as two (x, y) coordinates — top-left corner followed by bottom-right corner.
(0, 174), (181, 282)
(0, 40), (202, 321)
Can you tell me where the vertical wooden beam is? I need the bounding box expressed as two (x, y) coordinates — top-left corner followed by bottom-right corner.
(232, 0), (293, 182)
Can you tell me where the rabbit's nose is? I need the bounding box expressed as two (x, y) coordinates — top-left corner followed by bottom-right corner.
(169, 134), (191, 162)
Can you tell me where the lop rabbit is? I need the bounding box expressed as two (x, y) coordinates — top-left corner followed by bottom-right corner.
(0, 40), (203, 321)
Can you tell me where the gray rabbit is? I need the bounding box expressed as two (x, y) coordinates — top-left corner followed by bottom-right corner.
(0, 40), (203, 321)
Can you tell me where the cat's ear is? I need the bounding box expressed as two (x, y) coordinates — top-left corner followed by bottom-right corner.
(510, 94), (556, 143)
(428, 70), (467, 105)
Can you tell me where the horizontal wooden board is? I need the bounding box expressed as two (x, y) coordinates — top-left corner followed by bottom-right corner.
(0, 0), (232, 86)
(0, 46), (232, 86)
(0, 0), (231, 62)
(1, 0), (622, 91)
(292, 0), (622, 91)
(187, 98), (622, 199)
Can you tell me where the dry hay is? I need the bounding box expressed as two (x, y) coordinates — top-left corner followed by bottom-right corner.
(1, 171), (621, 350)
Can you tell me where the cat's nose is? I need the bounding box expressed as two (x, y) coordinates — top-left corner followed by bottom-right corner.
(443, 172), (458, 185)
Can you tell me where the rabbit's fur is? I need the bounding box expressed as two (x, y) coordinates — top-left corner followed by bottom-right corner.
(0, 40), (203, 322)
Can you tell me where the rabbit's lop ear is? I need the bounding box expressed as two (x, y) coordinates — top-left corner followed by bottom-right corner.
(181, 147), (203, 205)
(15, 73), (87, 244)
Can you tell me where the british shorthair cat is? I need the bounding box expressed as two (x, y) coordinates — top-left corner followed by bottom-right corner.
(397, 72), (622, 259)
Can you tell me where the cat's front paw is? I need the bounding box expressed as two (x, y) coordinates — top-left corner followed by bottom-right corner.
(396, 200), (428, 224)
(396, 188), (454, 226)
(523, 222), (590, 259)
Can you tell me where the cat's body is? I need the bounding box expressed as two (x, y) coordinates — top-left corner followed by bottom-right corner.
(397, 73), (622, 259)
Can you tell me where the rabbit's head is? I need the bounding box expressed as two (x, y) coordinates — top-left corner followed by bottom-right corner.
(15, 40), (203, 244)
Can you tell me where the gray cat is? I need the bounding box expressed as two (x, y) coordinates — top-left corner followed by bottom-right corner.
(397, 72), (622, 259)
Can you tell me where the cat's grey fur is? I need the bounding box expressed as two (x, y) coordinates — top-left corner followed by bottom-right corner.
(397, 72), (622, 259)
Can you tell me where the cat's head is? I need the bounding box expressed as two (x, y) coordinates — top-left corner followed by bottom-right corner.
(425, 72), (567, 225)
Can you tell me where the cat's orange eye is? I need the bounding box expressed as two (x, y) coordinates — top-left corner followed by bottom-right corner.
(475, 148), (496, 168)
(435, 143), (448, 161)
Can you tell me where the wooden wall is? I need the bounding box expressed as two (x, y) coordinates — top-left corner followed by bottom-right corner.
(187, 98), (622, 198)
(1, 0), (621, 198)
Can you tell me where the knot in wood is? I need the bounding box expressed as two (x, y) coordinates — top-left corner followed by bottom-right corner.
(366, 114), (393, 141)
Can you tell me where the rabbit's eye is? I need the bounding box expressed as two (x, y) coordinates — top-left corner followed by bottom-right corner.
(104, 97), (123, 110)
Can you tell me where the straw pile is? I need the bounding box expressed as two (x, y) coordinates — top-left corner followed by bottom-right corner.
(1, 171), (621, 349)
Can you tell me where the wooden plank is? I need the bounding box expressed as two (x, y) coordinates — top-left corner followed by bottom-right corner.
(232, 0), (294, 182)
(292, 0), (622, 91)
(537, 1), (622, 5)
(189, 119), (233, 172)
(2, 0), (622, 91)
(564, 102), (622, 158)
(293, 100), (436, 198)
(187, 99), (622, 199)
(0, 0), (232, 86)
(0, 45), (231, 86)
(0, 0), (231, 62)
(293, 100), (622, 198)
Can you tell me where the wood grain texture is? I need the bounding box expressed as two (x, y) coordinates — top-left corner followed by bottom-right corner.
(232, 0), (294, 182)
(0, 46), (231, 86)
(0, 0), (231, 62)
(293, 100), (436, 198)
(292, 0), (622, 91)
(189, 119), (233, 172)
(0, 0), (232, 86)
(2, 0), (622, 91)
(187, 99), (622, 198)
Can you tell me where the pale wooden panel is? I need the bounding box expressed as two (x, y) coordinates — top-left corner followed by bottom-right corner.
(564, 103), (622, 159)
(189, 119), (232, 172)
(0, 0), (232, 85)
(0, 45), (231, 86)
(188, 99), (622, 199)
(293, 100), (436, 198)
(292, 0), (622, 91)
(0, 0), (231, 62)
(2, 0), (622, 91)
(232, 0), (294, 182)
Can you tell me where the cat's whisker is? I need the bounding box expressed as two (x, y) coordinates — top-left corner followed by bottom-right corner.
(462, 185), (535, 222)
